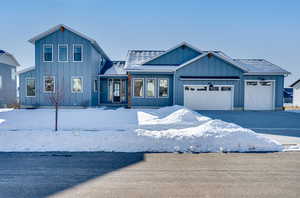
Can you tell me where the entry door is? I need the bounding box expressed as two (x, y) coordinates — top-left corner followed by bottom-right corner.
(113, 80), (121, 102)
(244, 81), (274, 110)
(184, 85), (234, 110)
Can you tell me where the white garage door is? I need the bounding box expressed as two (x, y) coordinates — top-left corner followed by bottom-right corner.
(184, 85), (234, 110)
(244, 81), (274, 110)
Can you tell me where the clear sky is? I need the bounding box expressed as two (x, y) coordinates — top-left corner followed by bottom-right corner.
(1, 0), (299, 86)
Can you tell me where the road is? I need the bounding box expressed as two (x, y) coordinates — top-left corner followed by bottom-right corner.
(0, 152), (299, 198)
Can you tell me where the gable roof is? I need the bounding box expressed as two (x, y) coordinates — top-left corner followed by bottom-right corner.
(175, 51), (249, 72)
(0, 50), (20, 67)
(290, 79), (300, 87)
(28, 24), (111, 61)
(140, 41), (203, 65)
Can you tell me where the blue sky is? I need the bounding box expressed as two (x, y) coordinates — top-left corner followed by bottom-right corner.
(1, 0), (299, 86)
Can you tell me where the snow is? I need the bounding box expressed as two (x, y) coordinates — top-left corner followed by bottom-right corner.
(0, 106), (284, 152)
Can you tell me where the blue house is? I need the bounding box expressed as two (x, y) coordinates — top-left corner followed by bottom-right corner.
(0, 50), (19, 107)
(19, 24), (290, 110)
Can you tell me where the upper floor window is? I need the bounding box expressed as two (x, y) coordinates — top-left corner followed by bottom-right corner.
(43, 44), (53, 62)
(26, 78), (36, 97)
(58, 44), (68, 62)
(11, 68), (16, 80)
(73, 44), (83, 62)
(158, 79), (169, 97)
(72, 77), (83, 93)
(44, 76), (55, 93)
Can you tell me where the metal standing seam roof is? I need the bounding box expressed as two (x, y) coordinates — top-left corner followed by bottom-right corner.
(124, 50), (165, 69)
(0, 49), (20, 67)
(103, 61), (126, 75)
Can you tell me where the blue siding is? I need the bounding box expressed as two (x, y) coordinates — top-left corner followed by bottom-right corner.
(0, 63), (17, 106)
(145, 45), (200, 65)
(20, 28), (107, 107)
(100, 76), (128, 104)
(19, 69), (37, 106)
(174, 55), (244, 108)
(130, 73), (173, 106)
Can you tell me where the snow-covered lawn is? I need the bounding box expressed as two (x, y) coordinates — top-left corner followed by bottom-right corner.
(0, 106), (284, 152)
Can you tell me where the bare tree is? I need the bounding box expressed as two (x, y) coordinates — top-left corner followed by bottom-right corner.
(48, 77), (64, 131)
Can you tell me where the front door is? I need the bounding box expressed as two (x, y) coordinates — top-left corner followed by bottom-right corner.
(113, 80), (121, 102)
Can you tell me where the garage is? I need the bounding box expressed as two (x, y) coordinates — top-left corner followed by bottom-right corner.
(244, 80), (274, 110)
(184, 85), (234, 110)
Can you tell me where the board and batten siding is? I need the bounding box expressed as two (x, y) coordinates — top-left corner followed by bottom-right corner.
(174, 55), (245, 109)
(130, 73), (173, 106)
(145, 45), (200, 65)
(32, 28), (106, 106)
(0, 63), (17, 106)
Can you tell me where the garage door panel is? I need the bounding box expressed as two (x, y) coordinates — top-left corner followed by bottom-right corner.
(184, 85), (233, 110)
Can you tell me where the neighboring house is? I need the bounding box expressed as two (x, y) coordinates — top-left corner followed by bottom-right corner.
(0, 50), (19, 107)
(290, 79), (300, 106)
(283, 88), (293, 104)
(19, 24), (290, 110)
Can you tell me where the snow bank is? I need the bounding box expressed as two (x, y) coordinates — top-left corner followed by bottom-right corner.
(0, 106), (283, 152)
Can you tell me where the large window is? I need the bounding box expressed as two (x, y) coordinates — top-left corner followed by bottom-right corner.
(158, 79), (169, 97)
(58, 44), (68, 62)
(43, 44), (53, 62)
(26, 78), (35, 97)
(44, 76), (55, 93)
(73, 44), (83, 62)
(146, 79), (155, 97)
(133, 79), (144, 97)
(11, 68), (16, 80)
(72, 77), (83, 93)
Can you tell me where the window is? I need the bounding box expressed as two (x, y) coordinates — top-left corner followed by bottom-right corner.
(11, 68), (16, 80)
(197, 86), (207, 91)
(133, 79), (144, 97)
(0, 75), (2, 89)
(209, 86), (219, 91)
(43, 44), (53, 62)
(44, 76), (55, 93)
(94, 80), (98, 92)
(58, 44), (68, 62)
(26, 78), (35, 97)
(221, 86), (232, 91)
(73, 45), (83, 62)
(247, 81), (257, 86)
(72, 77), (83, 93)
(260, 81), (272, 86)
(146, 79), (155, 97)
(158, 79), (168, 97)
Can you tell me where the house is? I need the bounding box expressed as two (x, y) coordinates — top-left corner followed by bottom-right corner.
(0, 50), (19, 107)
(19, 24), (290, 110)
(283, 88), (293, 104)
(290, 79), (300, 106)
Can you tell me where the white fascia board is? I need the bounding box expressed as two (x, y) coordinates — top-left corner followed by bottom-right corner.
(17, 66), (35, 74)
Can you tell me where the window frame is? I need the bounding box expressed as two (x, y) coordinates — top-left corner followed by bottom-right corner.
(71, 76), (84, 93)
(43, 44), (53, 62)
(43, 76), (55, 93)
(0, 75), (2, 89)
(58, 44), (68, 62)
(25, 77), (36, 97)
(158, 78), (169, 98)
(146, 78), (156, 98)
(132, 78), (144, 98)
(72, 44), (83, 62)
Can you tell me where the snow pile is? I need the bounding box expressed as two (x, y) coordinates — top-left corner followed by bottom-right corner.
(0, 106), (283, 152)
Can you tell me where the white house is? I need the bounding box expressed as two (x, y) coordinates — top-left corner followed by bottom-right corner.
(290, 79), (300, 106)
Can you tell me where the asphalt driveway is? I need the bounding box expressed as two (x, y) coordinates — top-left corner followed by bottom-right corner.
(0, 152), (299, 198)
(198, 111), (300, 144)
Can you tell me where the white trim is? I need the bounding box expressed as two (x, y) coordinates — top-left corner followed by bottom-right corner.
(145, 78), (156, 98)
(17, 66), (35, 74)
(140, 42), (203, 65)
(71, 76), (84, 93)
(58, 44), (68, 62)
(0, 75), (2, 89)
(244, 80), (276, 110)
(43, 44), (53, 62)
(175, 51), (249, 72)
(132, 78), (144, 98)
(125, 69), (175, 73)
(183, 84), (235, 110)
(158, 78), (169, 98)
(25, 77), (36, 97)
(180, 78), (240, 81)
(43, 76), (55, 93)
(72, 44), (83, 62)
(244, 72), (290, 75)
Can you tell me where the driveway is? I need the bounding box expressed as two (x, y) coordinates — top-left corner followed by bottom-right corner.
(198, 111), (300, 144)
(0, 152), (299, 198)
